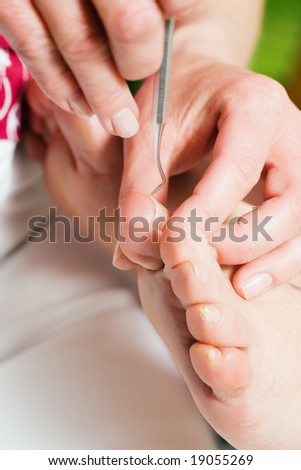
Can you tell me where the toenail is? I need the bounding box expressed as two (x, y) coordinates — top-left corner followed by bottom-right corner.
(242, 273), (273, 300)
(199, 304), (221, 324)
(120, 192), (167, 238)
(112, 243), (138, 271)
(127, 253), (164, 271)
(113, 243), (130, 270)
(175, 261), (208, 282)
(135, 193), (167, 226)
(208, 347), (223, 366)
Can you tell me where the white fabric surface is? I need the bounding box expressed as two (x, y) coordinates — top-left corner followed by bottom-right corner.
(0, 143), (51, 258)
(0, 143), (215, 449)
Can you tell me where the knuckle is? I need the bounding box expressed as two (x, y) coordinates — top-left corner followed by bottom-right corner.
(14, 34), (41, 62)
(230, 154), (260, 190)
(0, 0), (19, 24)
(110, 3), (161, 43)
(261, 76), (287, 105)
(60, 29), (108, 62)
(87, 86), (124, 113)
(231, 74), (287, 112)
(233, 237), (257, 264)
(34, 64), (67, 94)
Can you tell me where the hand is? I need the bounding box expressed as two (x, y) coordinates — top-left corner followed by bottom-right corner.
(1, 0), (197, 138)
(118, 57), (301, 299)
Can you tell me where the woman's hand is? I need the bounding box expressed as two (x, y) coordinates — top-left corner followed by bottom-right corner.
(118, 57), (301, 299)
(1, 0), (197, 137)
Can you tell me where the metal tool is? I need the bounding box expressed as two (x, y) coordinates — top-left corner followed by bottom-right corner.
(151, 18), (175, 196)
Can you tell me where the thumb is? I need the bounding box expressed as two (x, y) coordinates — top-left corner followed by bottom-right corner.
(118, 73), (209, 268)
(120, 77), (171, 204)
(118, 76), (174, 269)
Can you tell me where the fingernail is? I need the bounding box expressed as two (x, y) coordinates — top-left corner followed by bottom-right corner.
(209, 246), (218, 260)
(68, 91), (94, 119)
(242, 273), (273, 300)
(199, 304), (221, 324)
(208, 347), (223, 367)
(111, 107), (140, 138)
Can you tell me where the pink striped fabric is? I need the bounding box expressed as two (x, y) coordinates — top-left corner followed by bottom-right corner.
(0, 35), (29, 141)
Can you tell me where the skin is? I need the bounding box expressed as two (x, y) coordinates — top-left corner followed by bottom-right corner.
(25, 86), (301, 450)
(24, 80), (123, 253)
(116, 0), (301, 300)
(19, 0), (301, 298)
(8, 0), (298, 300)
(0, 0), (198, 136)
(118, 57), (301, 299)
(24, 79), (142, 271)
(138, 195), (301, 449)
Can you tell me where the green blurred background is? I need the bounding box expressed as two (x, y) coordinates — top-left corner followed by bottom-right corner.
(251, 0), (301, 89)
(130, 0), (301, 101)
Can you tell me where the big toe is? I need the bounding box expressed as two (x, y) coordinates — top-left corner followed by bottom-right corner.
(118, 192), (168, 270)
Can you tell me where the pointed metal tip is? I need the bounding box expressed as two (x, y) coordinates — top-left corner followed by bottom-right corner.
(151, 182), (165, 197)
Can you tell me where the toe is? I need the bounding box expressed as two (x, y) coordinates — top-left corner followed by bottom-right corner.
(186, 303), (250, 348)
(161, 216), (235, 307)
(169, 258), (225, 307)
(119, 192), (168, 270)
(190, 343), (252, 401)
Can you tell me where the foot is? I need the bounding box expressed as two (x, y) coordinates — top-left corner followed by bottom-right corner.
(138, 203), (301, 449)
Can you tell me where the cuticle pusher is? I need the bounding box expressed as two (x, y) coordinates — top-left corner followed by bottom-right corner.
(151, 18), (175, 196)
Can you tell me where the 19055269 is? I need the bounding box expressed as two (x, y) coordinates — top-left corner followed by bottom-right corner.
(190, 454), (254, 466)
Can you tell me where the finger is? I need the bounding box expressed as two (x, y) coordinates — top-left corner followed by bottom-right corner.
(187, 106), (271, 233)
(118, 50), (220, 206)
(232, 235), (301, 300)
(93, 0), (164, 80)
(118, 67), (218, 267)
(212, 195), (301, 265)
(34, 0), (140, 138)
(120, 79), (170, 200)
(117, 77), (171, 268)
(158, 0), (197, 17)
(1, 0), (90, 115)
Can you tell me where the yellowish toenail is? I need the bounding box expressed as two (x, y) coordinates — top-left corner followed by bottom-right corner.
(208, 347), (222, 366)
(199, 305), (221, 324)
(128, 253), (163, 271)
(175, 261), (208, 282)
